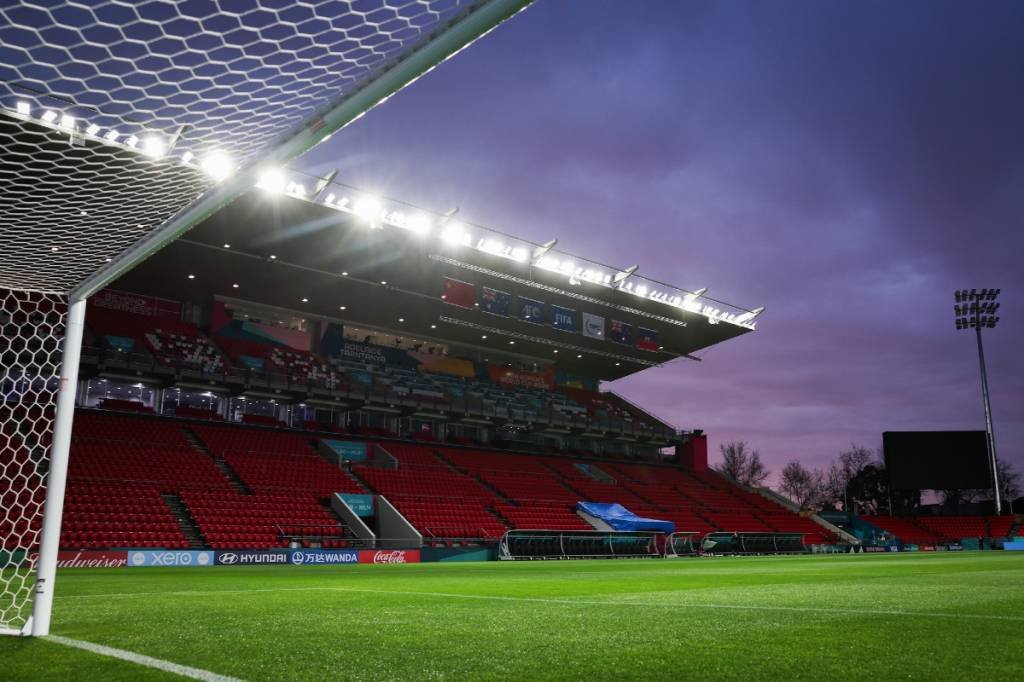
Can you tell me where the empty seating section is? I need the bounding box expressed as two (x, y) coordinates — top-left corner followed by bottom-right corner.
(216, 338), (343, 388)
(59, 411), (231, 548)
(0, 430), (45, 550)
(189, 423), (364, 496)
(355, 444), (506, 539)
(85, 305), (673, 435)
(494, 503), (592, 531)
(180, 489), (355, 549)
(61, 482), (187, 549)
(864, 515), (1015, 543)
(442, 450), (585, 530)
(988, 516), (1015, 538)
(97, 398), (152, 413)
(915, 516), (987, 541)
(385, 443), (447, 467)
(388, 498), (507, 540)
(69, 412), (229, 490)
(861, 516), (939, 544)
(87, 308), (227, 372)
(45, 406), (861, 549)
(145, 327), (225, 373)
(174, 405), (224, 421)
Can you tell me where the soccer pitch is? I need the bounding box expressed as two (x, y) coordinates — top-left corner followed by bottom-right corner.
(2, 552), (1022, 680)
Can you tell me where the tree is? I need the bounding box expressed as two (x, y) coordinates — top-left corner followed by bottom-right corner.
(847, 462), (920, 515)
(714, 441), (770, 487)
(941, 459), (1022, 512)
(778, 460), (826, 510)
(823, 444), (878, 511)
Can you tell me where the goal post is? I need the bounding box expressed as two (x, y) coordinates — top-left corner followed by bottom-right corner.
(0, 0), (533, 637)
(28, 299), (84, 636)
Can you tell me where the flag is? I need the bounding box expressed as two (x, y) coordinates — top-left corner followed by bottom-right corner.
(551, 305), (577, 331)
(636, 327), (659, 351)
(582, 312), (604, 339)
(441, 277), (475, 309)
(609, 319), (633, 345)
(517, 297), (544, 323)
(479, 287), (511, 316)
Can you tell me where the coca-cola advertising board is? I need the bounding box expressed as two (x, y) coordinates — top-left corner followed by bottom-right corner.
(358, 549), (421, 564)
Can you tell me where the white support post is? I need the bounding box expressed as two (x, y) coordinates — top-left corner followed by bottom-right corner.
(31, 298), (87, 637)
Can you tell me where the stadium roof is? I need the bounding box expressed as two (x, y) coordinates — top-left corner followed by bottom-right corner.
(111, 179), (760, 382)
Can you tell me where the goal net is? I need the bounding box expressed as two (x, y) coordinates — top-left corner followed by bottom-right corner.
(0, 0), (531, 636)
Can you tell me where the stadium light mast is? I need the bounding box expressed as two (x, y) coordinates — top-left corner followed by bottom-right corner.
(954, 288), (1002, 514)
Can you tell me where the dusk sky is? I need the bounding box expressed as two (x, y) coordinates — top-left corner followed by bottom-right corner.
(300, 0), (1024, 481)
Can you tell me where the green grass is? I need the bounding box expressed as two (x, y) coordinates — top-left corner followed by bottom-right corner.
(2, 552), (1023, 680)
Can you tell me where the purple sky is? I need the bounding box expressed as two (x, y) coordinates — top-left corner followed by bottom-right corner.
(299, 0), (1024, 481)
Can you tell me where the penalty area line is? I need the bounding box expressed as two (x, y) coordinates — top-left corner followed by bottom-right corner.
(47, 635), (243, 682)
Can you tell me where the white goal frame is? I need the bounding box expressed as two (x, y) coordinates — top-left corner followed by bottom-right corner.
(1, 0), (532, 637)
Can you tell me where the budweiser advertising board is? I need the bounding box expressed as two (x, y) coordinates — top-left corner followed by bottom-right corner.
(25, 550), (129, 568)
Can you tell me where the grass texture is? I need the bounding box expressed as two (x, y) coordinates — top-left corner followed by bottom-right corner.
(1, 551), (1022, 680)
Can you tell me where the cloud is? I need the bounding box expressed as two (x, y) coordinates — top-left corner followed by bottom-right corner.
(299, 0), (1024, 477)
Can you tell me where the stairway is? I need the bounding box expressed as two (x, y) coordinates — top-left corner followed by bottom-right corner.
(182, 426), (252, 494)
(318, 500), (365, 547)
(161, 493), (206, 548)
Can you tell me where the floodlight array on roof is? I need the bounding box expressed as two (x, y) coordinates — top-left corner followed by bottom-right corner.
(265, 167), (765, 329)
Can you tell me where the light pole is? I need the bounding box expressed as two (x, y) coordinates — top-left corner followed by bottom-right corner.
(954, 288), (1002, 514)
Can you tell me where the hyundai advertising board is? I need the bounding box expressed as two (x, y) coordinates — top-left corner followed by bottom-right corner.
(215, 550), (290, 565)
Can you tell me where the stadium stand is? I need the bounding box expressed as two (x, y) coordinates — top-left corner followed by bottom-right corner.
(188, 423), (364, 496)
(215, 337), (344, 389)
(54, 411), (366, 550)
(863, 515), (1016, 544)
(353, 444), (507, 540)
(87, 308), (226, 373)
(860, 516), (939, 544)
(49, 401), (852, 550)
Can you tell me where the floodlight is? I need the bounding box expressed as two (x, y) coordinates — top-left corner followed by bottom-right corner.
(313, 169), (338, 200)
(613, 264), (639, 284)
(532, 238), (557, 262)
(141, 136), (165, 158)
(59, 114), (75, 130)
(256, 168), (286, 193)
(439, 207), (460, 224)
(682, 287), (707, 307)
(16, 101), (30, 115)
(41, 110), (57, 123)
(953, 287), (1004, 513)
(85, 123), (100, 136)
(733, 306), (766, 325)
(408, 213), (431, 234)
(125, 135), (138, 148)
(200, 152), (233, 181)
(441, 222), (471, 246)
(354, 196), (382, 221)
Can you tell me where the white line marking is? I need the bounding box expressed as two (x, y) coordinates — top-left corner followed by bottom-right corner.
(47, 635), (243, 682)
(56, 585), (1024, 623)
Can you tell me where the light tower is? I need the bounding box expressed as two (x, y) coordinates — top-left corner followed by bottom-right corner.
(954, 288), (1002, 514)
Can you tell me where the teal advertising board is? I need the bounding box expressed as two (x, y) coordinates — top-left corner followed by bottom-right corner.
(337, 493), (375, 517)
(323, 439), (369, 462)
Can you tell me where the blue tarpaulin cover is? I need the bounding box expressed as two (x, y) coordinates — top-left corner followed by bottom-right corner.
(576, 502), (675, 533)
